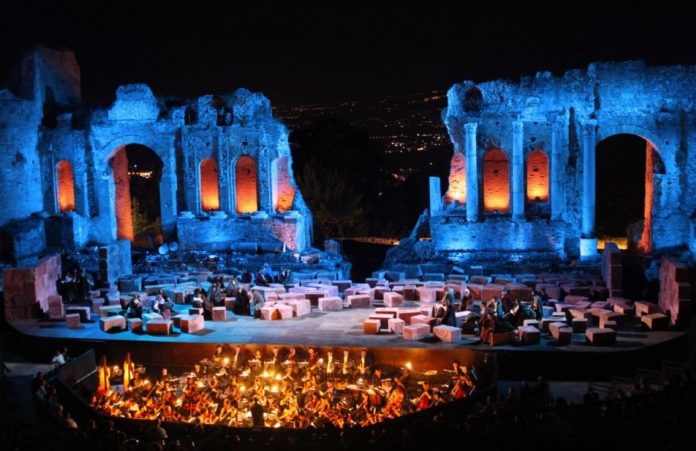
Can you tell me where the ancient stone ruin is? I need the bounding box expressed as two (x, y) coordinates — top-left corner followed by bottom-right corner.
(0, 47), (313, 270)
(390, 61), (696, 267)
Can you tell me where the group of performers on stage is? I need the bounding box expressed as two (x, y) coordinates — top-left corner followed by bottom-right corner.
(92, 346), (479, 429)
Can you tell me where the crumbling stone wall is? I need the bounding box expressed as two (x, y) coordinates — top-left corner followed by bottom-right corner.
(427, 61), (696, 262)
(0, 47), (313, 263)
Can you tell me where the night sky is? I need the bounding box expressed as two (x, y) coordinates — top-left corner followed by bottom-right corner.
(2, 0), (696, 107)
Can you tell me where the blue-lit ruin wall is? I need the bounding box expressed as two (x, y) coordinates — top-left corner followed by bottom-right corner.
(0, 47), (313, 265)
(404, 61), (696, 265)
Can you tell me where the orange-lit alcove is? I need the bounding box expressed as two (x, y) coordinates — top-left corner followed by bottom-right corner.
(483, 149), (510, 212)
(526, 150), (549, 202)
(56, 160), (76, 212)
(235, 156), (258, 214)
(200, 158), (220, 211)
(445, 152), (466, 205)
(272, 157), (295, 212)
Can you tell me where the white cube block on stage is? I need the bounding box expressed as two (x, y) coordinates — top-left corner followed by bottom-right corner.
(383, 292), (404, 307)
(318, 297), (343, 311)
(517, 325), (541, 344)
(403, 323), (430, 340)
(288, 299), (311, 317)
(433, 325), (461, 343)
(276, 303), (294, 319)
(368, 313), (393, 330)
(363, 319), (380, 334)
(388, 317), (405, 334)
(100, 315), (126, 332)
(455, 311), (472, 328)
(260, 306), (281, 320)
(180, 314), (204, 333)
(347, 295), (371, 308)
(65, 313), (81, 329)
(398, 309), (422, 325)
(416, 287), (439, 303)
(212, 306), (226, 321)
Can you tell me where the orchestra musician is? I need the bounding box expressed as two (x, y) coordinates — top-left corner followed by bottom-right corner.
(97, 356), (111, 394)
(415, 381), (432, 411)
(91, 345), (480, 430)
(122, 352), (135, 393)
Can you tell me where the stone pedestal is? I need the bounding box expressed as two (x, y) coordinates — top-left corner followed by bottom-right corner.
(580, 238), (598, 261)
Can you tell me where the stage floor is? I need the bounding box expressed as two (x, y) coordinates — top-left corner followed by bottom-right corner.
(8, 301), (685, 353)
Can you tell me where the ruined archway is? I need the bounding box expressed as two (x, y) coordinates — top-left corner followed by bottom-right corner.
(596, 134), (661, 253)
(235, 155), (258, 214)
(200, 158), (220, 211)
(483, 149), (510, 213)
(109, 144), (163, 246)
(55, 160), (76, 213)
(445, 152), (466, 205)
(271, 156), (295, 212)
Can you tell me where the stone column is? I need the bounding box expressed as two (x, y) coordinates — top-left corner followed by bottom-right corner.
(464, 123), (479, 222)
(580, 120), (598, 260)
(511, 121), (525, 221)
(429, 176), (442, 215)
(581, 120), (597, 237)
(550, 119), (563, 220)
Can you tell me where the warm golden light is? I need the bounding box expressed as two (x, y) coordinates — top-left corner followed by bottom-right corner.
(597, 237), (628, 250)
(526, 150), (549, 202)
(56, 160), (76, 213)
(235, 156), (258, 214)
(200, 158), (220, 211)
(405, 362), (412, 370)
(483, 149), (510, 212)
(223, 357), (229, 366)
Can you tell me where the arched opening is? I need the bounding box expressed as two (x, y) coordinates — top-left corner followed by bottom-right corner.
(596, 134), (660, 253)
(200, 158), (220, 211)
(483, 149), (510, 213)
(526, 150), (549, 203)
(109, 144), (163, 247)
(271, 156), (296, 212)
(235, 155), (258, 214)
(445, 152), (466, 205)
(56, 160), (76, 213)
(464, 87), (483, 112)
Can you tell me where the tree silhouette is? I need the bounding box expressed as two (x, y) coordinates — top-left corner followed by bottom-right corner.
(299, 163), (364, 239)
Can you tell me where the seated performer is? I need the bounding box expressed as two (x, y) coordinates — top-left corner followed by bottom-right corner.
(249, 291), (264, 318)
(151, 293), (166, 314)
(459, 287), (473, 312)
(415, 381), (432, 411)
(530, 290), (544, 320)
(479, 302), (497, 344)
(507, 298), (535, 327)
(435, 291), (457, 327)
(127, 295), (143, 318)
